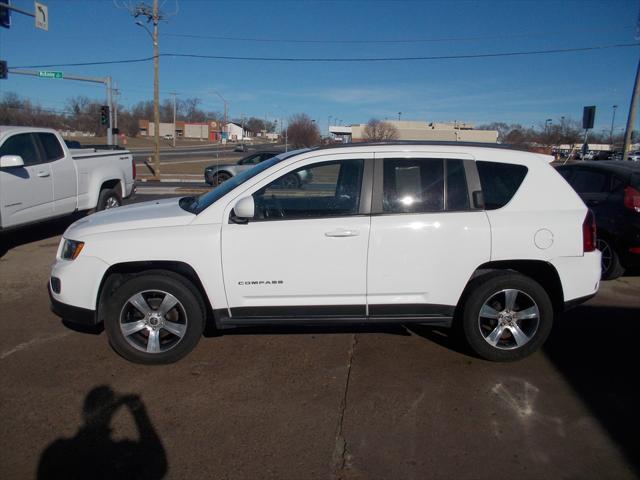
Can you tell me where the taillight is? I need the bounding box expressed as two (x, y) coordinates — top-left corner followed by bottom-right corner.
(583, 210), (596, 253)
(132, 159), (137, 179)
(624, 186), (640, 212)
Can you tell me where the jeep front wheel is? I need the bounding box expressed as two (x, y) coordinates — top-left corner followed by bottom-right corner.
(104, 273), (204, 364)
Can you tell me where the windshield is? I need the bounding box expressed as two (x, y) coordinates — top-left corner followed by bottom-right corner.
(180, 156), (282, 214)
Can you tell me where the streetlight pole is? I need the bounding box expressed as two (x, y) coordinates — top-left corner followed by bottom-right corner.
(171, 91), (177, 148)
(610, 104), (618, 145)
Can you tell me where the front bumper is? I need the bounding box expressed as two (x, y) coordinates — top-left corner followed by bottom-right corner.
(49, 282), (97, 325)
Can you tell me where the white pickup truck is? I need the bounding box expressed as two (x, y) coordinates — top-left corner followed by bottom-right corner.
(0, 126), (136, 230)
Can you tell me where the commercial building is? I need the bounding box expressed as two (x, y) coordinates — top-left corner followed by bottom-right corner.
(138, 120), (223, 141)
(330, 120), (498, 143)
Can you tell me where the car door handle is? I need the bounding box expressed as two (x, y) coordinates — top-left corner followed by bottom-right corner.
(37, 170), (50, 178)
(325, 229), (359, 237)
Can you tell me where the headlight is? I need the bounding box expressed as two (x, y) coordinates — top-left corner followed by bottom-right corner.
(60, 239), (85, 260)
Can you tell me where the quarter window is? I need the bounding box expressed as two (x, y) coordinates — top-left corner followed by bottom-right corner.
(0, 133), (41, 166)
(477, 161), (528, 210)
(383, 159), (444, 213)
(253, 159), (364, 219)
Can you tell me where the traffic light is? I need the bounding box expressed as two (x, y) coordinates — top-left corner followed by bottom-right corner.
(582, 106), (596, 130)
(0, 60), (7, 80)
(100, 105), (110, 126)
(0, 1), (11, 30)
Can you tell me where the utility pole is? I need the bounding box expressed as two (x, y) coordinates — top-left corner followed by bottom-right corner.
(130, 1), (163, 178)
(623, 57), (640, 160)
(171, 91), (177, 148)
(152, 0), (160, 177)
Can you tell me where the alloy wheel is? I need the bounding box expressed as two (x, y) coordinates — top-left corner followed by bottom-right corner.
(119, 290), (188, 354)
(477, 289), (540, 350)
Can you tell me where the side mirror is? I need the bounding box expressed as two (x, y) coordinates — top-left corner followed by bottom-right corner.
(232, 196), (255, 223)
(0, 155), (25, 168)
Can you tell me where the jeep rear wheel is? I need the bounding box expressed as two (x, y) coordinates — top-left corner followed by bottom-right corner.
(460, 272), (553, 362)
(104, 273), (204, 364)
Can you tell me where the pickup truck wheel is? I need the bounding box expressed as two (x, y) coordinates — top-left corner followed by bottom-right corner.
(104, 274), (204, 364)
(460, 272), (553, 362)
(97, 188), (122, 211)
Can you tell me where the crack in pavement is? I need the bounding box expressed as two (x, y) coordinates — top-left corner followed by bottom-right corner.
(332, 333), (358, 479)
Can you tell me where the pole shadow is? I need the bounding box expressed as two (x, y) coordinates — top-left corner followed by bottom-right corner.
(37, 385), (167, 480)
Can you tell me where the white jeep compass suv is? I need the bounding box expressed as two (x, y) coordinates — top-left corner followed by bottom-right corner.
(49, 142), (601, 364)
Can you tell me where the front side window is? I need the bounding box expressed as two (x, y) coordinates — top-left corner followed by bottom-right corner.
(37, 133), (64, 162)
(0, 133), (41, 166)
(477, 161), (528, 210)
(238, 154), (261, 165)
(253, 159), (364, 220)
(383, 158), (444, 213)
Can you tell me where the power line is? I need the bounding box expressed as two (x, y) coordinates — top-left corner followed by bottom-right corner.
(164, 26), (635, 45)
(11, 42), (640, 68)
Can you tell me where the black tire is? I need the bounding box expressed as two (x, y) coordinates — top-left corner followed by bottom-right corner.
(97, 187), (122, 211)
(281, 173), (300, 189)
(104, 273), (205, 364)
(459, 272), (554, 362)
(212, 172), (231, 187)
(596, 237), (625, 280)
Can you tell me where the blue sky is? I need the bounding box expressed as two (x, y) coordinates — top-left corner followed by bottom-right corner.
(1, 0), (639, 133)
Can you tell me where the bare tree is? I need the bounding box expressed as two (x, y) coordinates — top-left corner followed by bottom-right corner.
(363, 118), (399, 141)
(287, 113), (320, 148)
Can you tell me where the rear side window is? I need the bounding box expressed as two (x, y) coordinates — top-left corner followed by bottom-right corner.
(477, 161), (528, 210)
(568, 169), (609, 193)
(37, 133), (64, 161)
(383, 159), (444, 213)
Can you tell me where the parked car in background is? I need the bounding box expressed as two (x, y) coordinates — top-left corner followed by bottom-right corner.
(204, 150), (292, 186)
(0, 126), (135, 231)
(556, 161), (640, 279)
(593, 151), (613, 161)
(234, 144), (247, 152)
(50, 142), (600, 364)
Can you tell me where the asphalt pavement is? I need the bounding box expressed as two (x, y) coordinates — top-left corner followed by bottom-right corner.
(1, 202), (639, 480)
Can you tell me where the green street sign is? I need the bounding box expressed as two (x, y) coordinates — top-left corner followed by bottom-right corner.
(38, 71), (63, 79)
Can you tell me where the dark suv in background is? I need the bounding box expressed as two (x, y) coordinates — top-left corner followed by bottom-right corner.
(556, 161), (640, 279)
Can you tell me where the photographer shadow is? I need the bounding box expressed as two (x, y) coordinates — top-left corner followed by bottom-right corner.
(37, 385), (167, 480)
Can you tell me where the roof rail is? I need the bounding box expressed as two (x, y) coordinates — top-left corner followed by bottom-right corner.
(310, 140), (526, 151)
